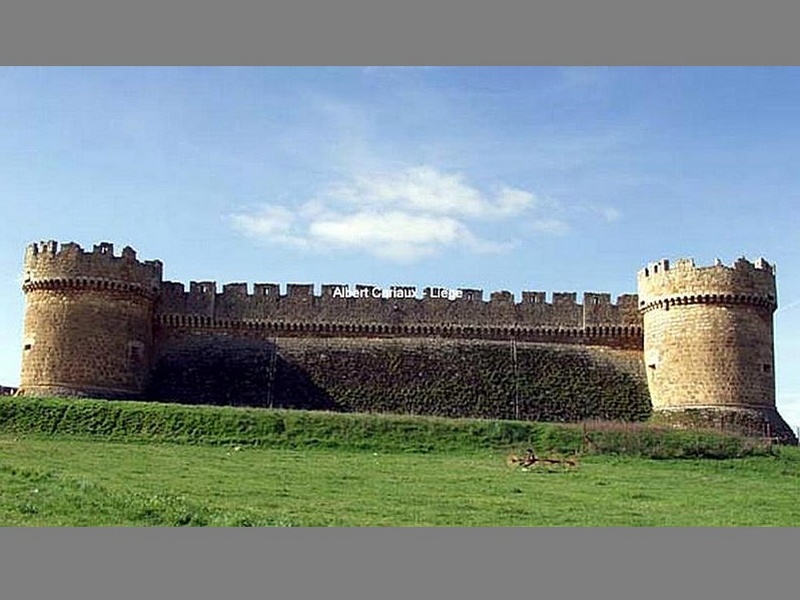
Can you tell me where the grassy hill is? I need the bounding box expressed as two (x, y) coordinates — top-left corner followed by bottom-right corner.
(1, 396), (796, 526)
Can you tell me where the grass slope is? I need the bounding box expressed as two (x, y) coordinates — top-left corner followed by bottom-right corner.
(0, 396), (773, 459)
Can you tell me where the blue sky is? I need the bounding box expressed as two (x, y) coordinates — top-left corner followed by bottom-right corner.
(1, 66), (799, 429)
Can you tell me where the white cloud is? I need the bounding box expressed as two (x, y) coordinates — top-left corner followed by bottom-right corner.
(494, 187), (538, 217)
(230, 205), (294, 236)
(230, 206), (308, 249)
(310, 211), (463, 247)
(530, 218), (571, 235)
(311, 212), (466, 262)
(230, 165), (610, 262)
(327, 167), (536, 219)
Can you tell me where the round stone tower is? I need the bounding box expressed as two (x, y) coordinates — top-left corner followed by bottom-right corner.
(637, 256), (796, 443)
(18, 240), (162, 399)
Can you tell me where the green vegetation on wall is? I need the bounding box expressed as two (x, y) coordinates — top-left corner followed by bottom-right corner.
(293, 342), (650, 422)
(151, 336), (651, 423)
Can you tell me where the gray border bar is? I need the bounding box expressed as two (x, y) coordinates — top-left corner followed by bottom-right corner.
(1, 528), (799, 599)
(2, 2), (799, 599)
(3, 1), (800, 64)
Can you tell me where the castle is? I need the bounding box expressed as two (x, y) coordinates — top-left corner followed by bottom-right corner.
(15, 240), (797, 443)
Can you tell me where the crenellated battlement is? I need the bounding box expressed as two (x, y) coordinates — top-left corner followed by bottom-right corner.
(154, 281), (640, 308)
(23, 240), (163, 294)
(638, 256), (775, 279)
(152, 279), (643, 335)
(637, 256), (777, 312)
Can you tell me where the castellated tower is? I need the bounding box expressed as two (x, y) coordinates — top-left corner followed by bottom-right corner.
(638, 256), (796, 442)
(18, 241), (163, 399)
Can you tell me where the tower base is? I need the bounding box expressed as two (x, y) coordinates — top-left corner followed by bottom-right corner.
(650, 406), (797, 445)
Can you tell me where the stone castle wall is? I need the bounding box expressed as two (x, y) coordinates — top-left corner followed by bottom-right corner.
(637, 257), (777, 411)
(154, 281), (643, 342)
(147, 249), (647, 419)
(13, 240), (796, 442)
(20, 241), (160, 398)
(21, 286), (155, 398)
(149, 329), (650, 421)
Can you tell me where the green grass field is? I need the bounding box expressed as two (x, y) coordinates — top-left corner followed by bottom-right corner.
(2, 434), (799, 526)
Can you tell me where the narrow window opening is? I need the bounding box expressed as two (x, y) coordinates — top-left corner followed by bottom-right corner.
(23, 344), (32, 351)
(763, 363), (772, 373)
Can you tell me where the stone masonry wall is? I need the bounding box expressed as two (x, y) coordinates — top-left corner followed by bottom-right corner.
(642, 303), (774, 409)
(638, 257), (777, 411)
(19, 241), (160, 398)
(149, 325), (650, 422)
(20, 287), (155, 398)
